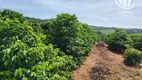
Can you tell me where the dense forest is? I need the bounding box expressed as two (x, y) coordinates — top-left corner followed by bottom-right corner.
(0, 9), (142, 80)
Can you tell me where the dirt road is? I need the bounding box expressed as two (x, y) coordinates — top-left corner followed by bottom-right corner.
(73, 42), (142, 80)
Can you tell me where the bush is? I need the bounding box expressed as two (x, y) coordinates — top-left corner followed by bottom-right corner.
(41, 13), (101, 65)
(124, 48), (142, 66)
(0, 11), (76, 80)
(0, 9), (25, 23)
(0, 9), (100, 79)
(131, 34), (142, 51)
(104, 29), (133, 52)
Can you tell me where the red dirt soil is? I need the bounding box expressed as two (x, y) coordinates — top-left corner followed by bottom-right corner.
(72, 42), (142, 80)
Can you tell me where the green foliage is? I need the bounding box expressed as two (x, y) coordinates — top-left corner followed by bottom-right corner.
(40, 20), (54, 45)
(41, 13), (101, 65)
(124, 48), (142, 66)
(27, 20), (43, 34)
(50, 13), (79, 51)
(0, 9), (100, 79)
(104, 29), (133, 52)
(131, 34), (142, 50)
(96, 30), (106, 41)
(0, 11), (76, 80)
(0, 9), (25, 23)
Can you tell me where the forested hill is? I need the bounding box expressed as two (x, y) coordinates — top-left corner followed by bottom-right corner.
(90, 25), (142, 34)
(25, 17), (50, 22)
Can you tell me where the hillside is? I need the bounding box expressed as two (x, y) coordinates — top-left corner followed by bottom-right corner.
(90, 25), (142, 34)
(73, 42), (142, 80)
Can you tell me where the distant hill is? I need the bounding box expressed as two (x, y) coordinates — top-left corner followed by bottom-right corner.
(90, 25), (142, 34)
(25, 17), (142, 34)
(25, 17), (50, 22)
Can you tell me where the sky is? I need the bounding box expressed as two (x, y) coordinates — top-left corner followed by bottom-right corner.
(0, 0), (142, 29)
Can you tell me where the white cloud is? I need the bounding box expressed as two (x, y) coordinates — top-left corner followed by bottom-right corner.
(25, 0), (142, 28)
(33, 0), (114, 21)
(33, 0), (112, 12)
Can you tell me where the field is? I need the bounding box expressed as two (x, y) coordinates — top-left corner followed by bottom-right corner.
(0, 9), (142, 80)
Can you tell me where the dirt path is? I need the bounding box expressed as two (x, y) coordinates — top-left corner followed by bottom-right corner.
(72, 42), (142, 80)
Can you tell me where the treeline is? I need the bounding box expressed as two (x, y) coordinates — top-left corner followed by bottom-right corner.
(90, 25), (142, 40)
(91, 25), (142, 34)
(0, 9), (100, 80)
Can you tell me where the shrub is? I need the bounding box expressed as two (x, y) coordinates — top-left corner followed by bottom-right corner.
(124, 48), (142, 66)
(0, 9), (100, 79)
(131, 34), (142, 51)
(41, 13), (101, 65)
(0, 12), (76, 80)
(104, 29), (133, 52)
(0, 9), (25, 23)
